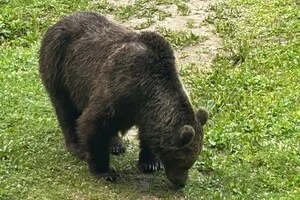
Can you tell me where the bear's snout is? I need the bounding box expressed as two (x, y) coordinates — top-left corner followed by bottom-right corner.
(165, 167), (188, 188)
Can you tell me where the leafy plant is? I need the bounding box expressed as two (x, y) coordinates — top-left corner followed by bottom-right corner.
(156, 27), (207, 49)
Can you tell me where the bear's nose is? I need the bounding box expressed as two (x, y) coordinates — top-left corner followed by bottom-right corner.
(165, 166), (188, 188)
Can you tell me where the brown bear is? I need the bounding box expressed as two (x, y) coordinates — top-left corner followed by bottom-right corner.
(39, 11), (208, 188)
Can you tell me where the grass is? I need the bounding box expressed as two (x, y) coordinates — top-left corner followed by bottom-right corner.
(156, 27), (206, 49)
(1, 0), (300, 199)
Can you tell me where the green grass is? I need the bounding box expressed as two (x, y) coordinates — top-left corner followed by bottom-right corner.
(176, 2), (190, 16)
(156, 27), (206, 49)
(1, 0), (300, 199)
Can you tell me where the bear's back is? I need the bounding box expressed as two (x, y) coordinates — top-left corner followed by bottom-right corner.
(47, 12), (179, 112)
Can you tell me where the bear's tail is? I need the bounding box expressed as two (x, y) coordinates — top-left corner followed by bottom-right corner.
(138, 31), (175, 65)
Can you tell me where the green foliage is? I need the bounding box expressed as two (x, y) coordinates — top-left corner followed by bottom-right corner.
(117, 1), (170, 20)
(134, 18), (155, 30)
(1, 0), (300, 199)
(157, 27), (206, 49)
(176, 2), (190, 16)
(186, 19), (195, 28)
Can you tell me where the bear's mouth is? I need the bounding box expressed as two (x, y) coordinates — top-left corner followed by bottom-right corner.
(164, 166), (188, 188)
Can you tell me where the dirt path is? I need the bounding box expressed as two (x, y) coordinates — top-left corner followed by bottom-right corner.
(104, 0), (221, 140)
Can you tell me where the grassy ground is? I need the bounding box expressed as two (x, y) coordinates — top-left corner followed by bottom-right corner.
(1, 0), (300, 199)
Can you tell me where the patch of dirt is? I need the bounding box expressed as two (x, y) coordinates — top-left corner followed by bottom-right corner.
(106, 0), (220, 68)
(151, 0), (220, 67)
(104, 0), (221, 140)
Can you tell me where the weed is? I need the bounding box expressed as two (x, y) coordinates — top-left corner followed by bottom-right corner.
(134, 18), (155, 30)
(156, 27), (206, 49)
(186, 19), (195, 28)
(176, 2), (190, 16)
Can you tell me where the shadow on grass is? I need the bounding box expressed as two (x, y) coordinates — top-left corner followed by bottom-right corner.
(96, 168), (187, 199)
(80, 142), (189, 198)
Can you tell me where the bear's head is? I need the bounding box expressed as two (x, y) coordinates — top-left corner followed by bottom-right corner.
(159, 107), (209, 188)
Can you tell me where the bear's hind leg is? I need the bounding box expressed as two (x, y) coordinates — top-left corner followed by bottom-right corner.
(77, 107), (119, 181)
(50, 92), (85, 160)
(138, 140), (163, 173)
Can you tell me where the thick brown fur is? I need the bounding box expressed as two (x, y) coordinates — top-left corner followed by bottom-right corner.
(39, 11), (208, 187)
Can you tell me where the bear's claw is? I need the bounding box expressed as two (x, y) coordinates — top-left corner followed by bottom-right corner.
(109, 144), (126, 155)
(109, 136), (126, 155)
(66, 142), (87, 160)
(140, 161), (163, 173)
(92, 167), (120, 182)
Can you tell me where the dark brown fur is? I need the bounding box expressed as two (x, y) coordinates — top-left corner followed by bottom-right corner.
(39, 11), (208, 187)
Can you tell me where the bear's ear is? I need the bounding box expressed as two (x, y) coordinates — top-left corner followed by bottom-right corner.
(196, 107), (209, 126)
(173, 125), (195, 148)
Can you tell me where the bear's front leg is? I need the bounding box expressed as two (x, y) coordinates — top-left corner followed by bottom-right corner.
(109, 135), (126, 155)
(77, 111), (120, 182)
(138, 140), (163, 173)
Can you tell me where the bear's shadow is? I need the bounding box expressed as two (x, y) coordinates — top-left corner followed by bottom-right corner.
(66, 145), (186, 198)
(106, 149), (186, 197)
(112, 168), (185, 197)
